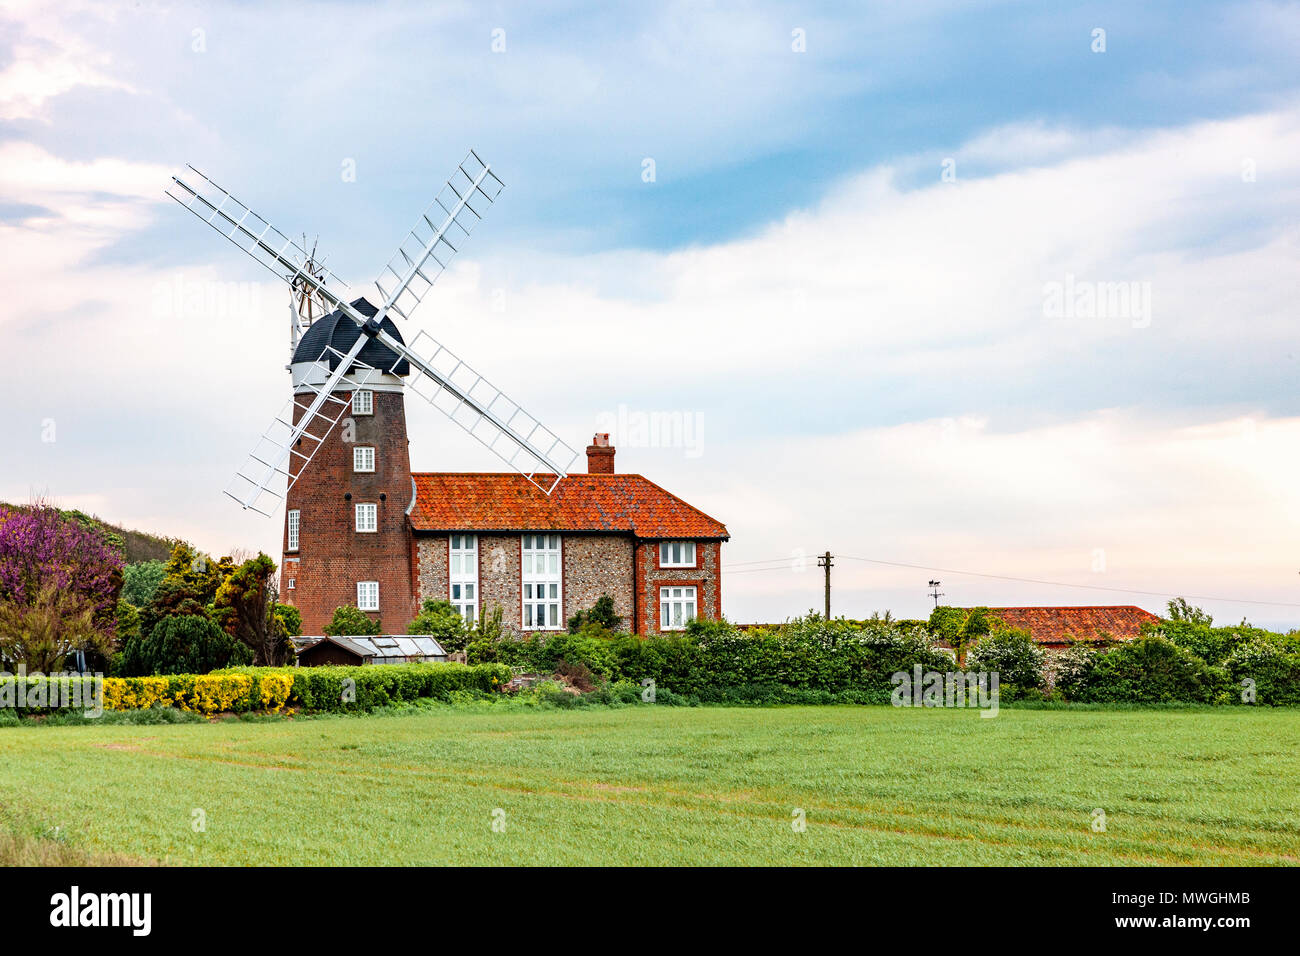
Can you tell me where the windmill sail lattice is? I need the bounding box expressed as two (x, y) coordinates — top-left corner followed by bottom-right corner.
(166, 167), (349, 332)
(166, 151), (578, 513)
(375, 151), (504, 322)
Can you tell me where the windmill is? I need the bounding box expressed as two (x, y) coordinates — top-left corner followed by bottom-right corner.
(166, 151), (579, 517)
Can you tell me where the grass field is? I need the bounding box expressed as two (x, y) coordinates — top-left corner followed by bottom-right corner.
(2, 704), (1297, 865)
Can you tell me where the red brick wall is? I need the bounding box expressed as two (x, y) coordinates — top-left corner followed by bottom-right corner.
(281, 388), (416, 635)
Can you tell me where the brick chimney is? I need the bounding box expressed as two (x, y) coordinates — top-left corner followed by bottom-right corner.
(586, 432), (615, 474)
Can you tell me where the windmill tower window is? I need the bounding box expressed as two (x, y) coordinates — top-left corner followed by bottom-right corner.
(355, 503), (378, 532)
(357, 581), (379, 612)
(449, 534), (479, 622)
(521, 534), (562, 630)
(353, 447), (376, 472)
(286, 509), (300, 551)
(352, 389), (373, 415)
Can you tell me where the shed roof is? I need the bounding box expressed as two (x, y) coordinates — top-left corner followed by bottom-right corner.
(975, 606), (1162, 645)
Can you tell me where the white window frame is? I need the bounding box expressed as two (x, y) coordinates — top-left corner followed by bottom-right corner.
(286, 578), (295, 590)
(353, 446), (375, 473)
(357, 581), (379, 612)
(352, 389), (373, 416)
(659, 541), (696, 568)
(287, 509), (300, 551)
(449, 534), (478, 623)
(521, 533), (563, 630)
(660, 586), (697, 631)
(355, 502), (378, 533)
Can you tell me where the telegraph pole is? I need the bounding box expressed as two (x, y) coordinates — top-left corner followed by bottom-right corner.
(817, 552), (834, 619)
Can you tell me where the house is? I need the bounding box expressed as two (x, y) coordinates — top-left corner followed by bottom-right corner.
(294, 635), (449, 667)
(280, 299), (729, 636)
(974, 605), (1163, 649)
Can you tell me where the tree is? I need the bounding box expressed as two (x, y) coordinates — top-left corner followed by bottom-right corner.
(567, 594), (623, 634)
(1166, 597), (1213, 626)
(118, 613), (253, 676)
(928, 606), (997, 667)
(121, 560), (166, 607)
(0, 504), (123, 670)
(0, 585), (102, 672)
(324, 604), (382, 637)
(138, 577), (209, 640)
(211, 553), (292, 666)
(160, 541), (231, 606)
(274, 603), (302, 639)
(408, 599), (468, 651)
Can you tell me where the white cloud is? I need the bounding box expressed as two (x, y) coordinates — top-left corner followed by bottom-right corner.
(0, 1), (136, 121)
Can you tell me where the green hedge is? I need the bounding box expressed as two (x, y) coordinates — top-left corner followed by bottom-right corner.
(468, 619), (952, 697)
(0, 675), (103, 714)
(1054, 635), (1233, 704)
(279, 662), (511, 712)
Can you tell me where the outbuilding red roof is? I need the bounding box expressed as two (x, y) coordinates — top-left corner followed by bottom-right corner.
(409, 473), (729, 539)
(977, 606), (1162, 646)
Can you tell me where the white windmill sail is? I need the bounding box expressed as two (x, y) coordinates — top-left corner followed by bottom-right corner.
(167, 151), (578, 514)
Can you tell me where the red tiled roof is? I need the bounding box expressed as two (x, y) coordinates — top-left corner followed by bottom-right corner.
(409, 473), (729, 539)
(974, 606), (1162, 645)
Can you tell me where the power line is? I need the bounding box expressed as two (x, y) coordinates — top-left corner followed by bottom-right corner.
(720, 554), (1300, 609)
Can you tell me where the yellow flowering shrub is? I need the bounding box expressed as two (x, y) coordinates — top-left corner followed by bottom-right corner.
(258, 673), (293, 712)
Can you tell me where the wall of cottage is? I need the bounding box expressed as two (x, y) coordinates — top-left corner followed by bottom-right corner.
(635, 540), (723, 636)
(414, 533), (642, 635)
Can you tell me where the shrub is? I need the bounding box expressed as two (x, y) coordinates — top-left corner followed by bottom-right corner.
(1224, 637), (1300, 706)
(567, 594), (623, 633)
(118, 613), (252, 676)
(121, 560), (166, 607)
(407, 599), (468, 652)
(324, 604), (381, 637)
(1060, 634), (1231, 704)
(967, 628), (1046, 690)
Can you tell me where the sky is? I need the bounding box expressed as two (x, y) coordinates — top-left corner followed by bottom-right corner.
(2, 0), (1299, 627)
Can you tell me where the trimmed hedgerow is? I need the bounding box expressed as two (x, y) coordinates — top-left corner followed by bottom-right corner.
(283, 662), (511, 712)
(0, 663), (510, 718)
(468, 618), (952, 697)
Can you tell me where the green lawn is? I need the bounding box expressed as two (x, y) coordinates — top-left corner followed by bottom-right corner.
(2, 705), (1297, 865)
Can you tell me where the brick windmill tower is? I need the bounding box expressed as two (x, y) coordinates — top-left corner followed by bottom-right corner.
(166, 151), (580, 636)
(281, 298), (415, 634)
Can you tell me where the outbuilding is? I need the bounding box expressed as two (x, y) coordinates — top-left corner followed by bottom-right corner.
(294, 635), (448, 667)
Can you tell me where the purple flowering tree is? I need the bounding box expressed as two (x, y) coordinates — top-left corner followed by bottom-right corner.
(0, 504), (123, 671)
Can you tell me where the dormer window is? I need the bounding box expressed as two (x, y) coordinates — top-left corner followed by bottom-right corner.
(352, 389), (373, 415)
